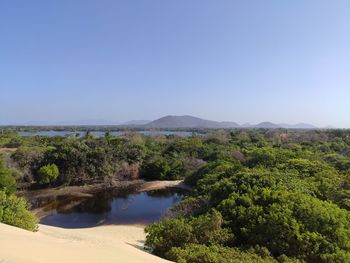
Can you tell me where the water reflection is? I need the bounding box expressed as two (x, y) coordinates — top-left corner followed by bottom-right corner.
(40, 188), (184, 228)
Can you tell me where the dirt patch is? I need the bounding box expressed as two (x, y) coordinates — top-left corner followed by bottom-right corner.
(0, 147), (17, 155)
(138, 180), (191, 192)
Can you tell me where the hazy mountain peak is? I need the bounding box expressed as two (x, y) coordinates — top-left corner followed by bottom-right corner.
(145, 115), (239, 128)
(278, 123), (317, 129)
(254, 122), (281, 128)
(121, 120), (151, 125)
(143, 115), (319, 129)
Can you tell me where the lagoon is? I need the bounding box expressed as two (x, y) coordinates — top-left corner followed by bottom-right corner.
(40, 188), (184, 228)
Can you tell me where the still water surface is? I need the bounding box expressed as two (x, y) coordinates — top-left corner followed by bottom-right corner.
(18, 130), (201, 137)
(41, 188), (183, 228)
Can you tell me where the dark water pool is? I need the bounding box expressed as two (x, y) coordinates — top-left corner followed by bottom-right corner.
(40, 188), (184, 228)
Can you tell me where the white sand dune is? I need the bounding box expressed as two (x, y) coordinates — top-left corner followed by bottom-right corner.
(0, 223), (171, 263)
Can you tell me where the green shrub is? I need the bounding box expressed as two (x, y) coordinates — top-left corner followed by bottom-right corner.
(145, 210), (233, 258)
(218, 186), (350, 262)
(35, 164), (59, 185)
(185, 159), (239, 187)
(0, 190), (38, 231)
(145, 217), (193, 256)
(148, 166), (350, 263)
(0, 159), (16, 194)
(166, 244), (279, 263)
(190, 209), (233, 246)
(141, 156), (171, 180)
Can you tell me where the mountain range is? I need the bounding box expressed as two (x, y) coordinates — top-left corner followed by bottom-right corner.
(144, 115), (240, 128)
(2, 115), (322, 129)
(142, 115), (317, 129)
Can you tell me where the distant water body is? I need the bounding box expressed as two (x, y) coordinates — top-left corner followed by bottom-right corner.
(18, 130), (203, 138)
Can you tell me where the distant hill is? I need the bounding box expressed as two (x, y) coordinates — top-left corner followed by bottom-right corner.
(253, 122), (281, 129)
(141, 115), (318, 129)
(144, 115), (239, 128)
(278, 123), (317, 129)
(121, 120), (150, 126)
(248, 122), (317, 129)
(57, 119), (121, 126)
(241, 123), (253, 128)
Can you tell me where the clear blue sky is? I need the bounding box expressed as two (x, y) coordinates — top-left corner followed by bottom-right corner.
(1, 0), (349, 127)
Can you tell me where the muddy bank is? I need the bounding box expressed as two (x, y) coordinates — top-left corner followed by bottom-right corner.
(21, 180), (190, 219)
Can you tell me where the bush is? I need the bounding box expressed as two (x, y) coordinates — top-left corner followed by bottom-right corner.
(150, 166), (350, 262)
(0, 190), (38, 231)
(141, 156), (171, 180)
(167, 158), (186, 180)
(0, 159), (16, 194)
(145, 217), (193, 256)
(218, 187), (350, 262)
(185, 159), (240, 187)
(145, 210), (233, 258)
(35, 164), (59, 185)
(190, 209), (233, 246)
(166, 244), (279, 263)
(247, 147), (277, 167)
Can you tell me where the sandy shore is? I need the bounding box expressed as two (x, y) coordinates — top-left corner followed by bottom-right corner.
(136, 180), (191, 192)
(0, 223), (171, 263)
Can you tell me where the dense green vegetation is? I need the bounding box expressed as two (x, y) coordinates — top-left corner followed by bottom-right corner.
(0, 159), (17, 194)
(0, 157), (38, 231)
(1, 128), (350, 261)
(35, 164), (59, 185)
(1, 132), (208, 185)
(0, 190), (38, 231)
(144, 129), (350, 263)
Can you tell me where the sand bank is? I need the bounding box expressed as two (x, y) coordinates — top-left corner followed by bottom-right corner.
(135, 180), (191, 192)
(0, 223), (171, 263)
